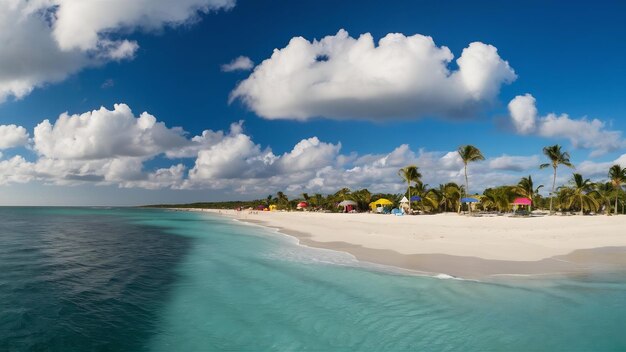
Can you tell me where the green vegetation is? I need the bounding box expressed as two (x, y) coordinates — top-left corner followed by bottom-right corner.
(145, 144), (625, 216)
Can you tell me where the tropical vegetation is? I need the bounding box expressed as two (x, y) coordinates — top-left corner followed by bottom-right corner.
(146, 145), (625, 216)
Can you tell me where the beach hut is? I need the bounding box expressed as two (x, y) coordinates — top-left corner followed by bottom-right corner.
(460, 197), (479, 213)
(513, 197), (532, 214)
(338, 200), (357, 213)
(369, 198), (393, 213)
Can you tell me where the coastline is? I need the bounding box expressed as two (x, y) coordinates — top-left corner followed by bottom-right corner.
(180, 209), (626, 279)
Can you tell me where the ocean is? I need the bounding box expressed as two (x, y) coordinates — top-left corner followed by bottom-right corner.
(1, 207), (625, 351)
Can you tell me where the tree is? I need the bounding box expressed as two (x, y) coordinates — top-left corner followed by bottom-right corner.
(265, 194), (273, 207)
(594, 182), (614, 215)
(411, 182), (438, 213)
(276, 191), (289, 210)
(562, 173), (598, 215)
(457, 145), (484, 214)
(398, 165), (422, 212)
(516, 175), (543, 211)
(481, 186), (517, 212)
(438, 183), (463, 213)
(540, 145), (574, 214)
(608, 164), (626, 215)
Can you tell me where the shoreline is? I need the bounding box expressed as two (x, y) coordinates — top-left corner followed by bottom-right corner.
(179, 208), (626, 279)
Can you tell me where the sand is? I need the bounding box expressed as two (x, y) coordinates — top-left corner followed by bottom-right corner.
(194, 209), (626, 278)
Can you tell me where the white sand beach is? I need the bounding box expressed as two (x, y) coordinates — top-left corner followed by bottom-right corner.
(198, 210), (626, 278)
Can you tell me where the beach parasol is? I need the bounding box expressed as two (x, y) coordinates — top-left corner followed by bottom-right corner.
(297, 201), (308, 208)
(410, 196), (422, 202)
(400, 196), (409, 203)
(338, 200), (357, 207)
(369, 198), (393, 211)
(513, 197), (532, 206)
(460, 197), (479, 203)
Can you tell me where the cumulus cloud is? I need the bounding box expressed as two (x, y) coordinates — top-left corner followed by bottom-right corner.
(508, 94), (626, 156)
(33, 104), (189, 160)
(489, 155), (540, 172)
(230, 29), (516, 120)
(221, 56), (254, 72)
(0, 124), (29, 149)
(0, 0), (234, 102)
(0, 102), (597, 195)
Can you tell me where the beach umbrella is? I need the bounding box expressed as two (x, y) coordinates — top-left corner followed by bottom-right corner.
(369, 198), (393, 211)
(410, 196), (422, 202)
(256, 205), (265, 210)
(460, 197), (479, 203)
(338, 200), (357, 207)
(513, 197), (532, 206)
(400, 196), (409, 203)
(297, 201), (308, 208)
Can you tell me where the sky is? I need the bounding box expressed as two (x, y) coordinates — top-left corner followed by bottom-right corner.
(0, 0), (625, 205)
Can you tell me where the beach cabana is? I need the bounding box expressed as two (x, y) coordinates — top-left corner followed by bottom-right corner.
(399, 196), (410, 212)
(369, 198), (393, 212)
(513, 198), (532, 206)
(512, 197), (532, 214)
(338, 200), (357, 213)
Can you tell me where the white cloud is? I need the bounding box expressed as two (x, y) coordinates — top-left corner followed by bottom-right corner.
(575, 154), (626, 179)
(0, 0), (234, 102)
(230, 29), (516, 120)
(221, 56), (254, 72)
(508, 94), (537, 134)
(33, 104), (189, 160)
(508, 94), (626, 156)
(0, 124), (29, 149)
(0, 102), (610, 196)
(489, 155), (540, 172)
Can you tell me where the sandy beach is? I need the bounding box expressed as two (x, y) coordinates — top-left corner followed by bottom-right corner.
(194, 209), (626, 278)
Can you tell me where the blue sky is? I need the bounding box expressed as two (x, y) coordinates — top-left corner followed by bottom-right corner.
(0, 0), (624, 205)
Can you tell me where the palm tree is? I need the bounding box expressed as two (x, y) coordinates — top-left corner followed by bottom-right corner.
(516, 175), (543, 211)
(398, 165), (422, 212)
(594, 182), (614, 215)
(412, 182), (438, 213)
(265, 194), (273, 207)
(481, 186), (517, 213)
(563, 173), (598, 215)
(457, 145), (484, 214)
(608, 164), (626, 215)
(438, 183), (463, 213)
(276, 191), (289, 210)
(540, 144), (574, 214)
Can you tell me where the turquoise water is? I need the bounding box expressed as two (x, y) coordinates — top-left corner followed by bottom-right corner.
(1, 208), (625, 351)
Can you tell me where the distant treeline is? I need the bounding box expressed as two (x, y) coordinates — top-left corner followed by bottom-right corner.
(142, 201), (263, 209)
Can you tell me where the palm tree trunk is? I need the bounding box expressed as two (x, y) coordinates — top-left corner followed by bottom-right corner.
(464, 164), (470, 214)
(580, 194), (584, 216)
(407, 182), (411, 213)
(549, 166), (557, 215)
(616, 195), (619, 215)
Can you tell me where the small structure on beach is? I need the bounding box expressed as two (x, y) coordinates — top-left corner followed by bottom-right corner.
(369, 198), (393, 213)
(338, 200), (357, 213)
(399, 196), (409, 211)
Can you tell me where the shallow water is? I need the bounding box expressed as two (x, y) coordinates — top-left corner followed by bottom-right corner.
(1, 208), (625, 351)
